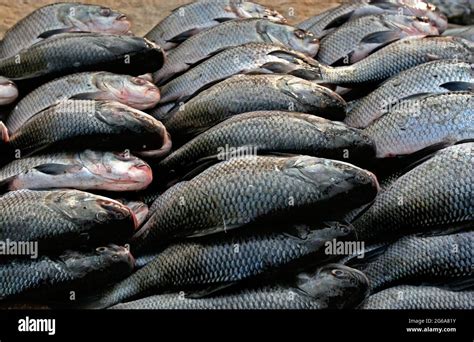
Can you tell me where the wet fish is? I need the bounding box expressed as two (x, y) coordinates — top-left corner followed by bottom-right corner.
(363, 92), (473, 158)
(353, 143), (474, 242)
(0, 150), (152, 192)
(443, 25), (474, 41)
(0, 3), (131, 59)
(345, 60), (474, 128)
(0, 33), (164, 87)
(355, 232), (473, 293)
(0, 245), (134, 301)
(6, 72), (161, 135)
(158, 111), (376, 179)
(319, 37), (474, 86)
(88, 223), (356, 308)
(145, 0), (286, 51)
(5, 100), (172, 159)
(109, 264), (369, 310)
(317, 14), (439, 66)
(133, 155), (379, 251)
(153, 19), (318, 84)
(0, 77), (18, 106)
(429, 0), (473, 25)
(361, 285), (473, 309)
(155, 43), (325, 116)
(163, 74), (346, 141)
(0, 190), (137, 251)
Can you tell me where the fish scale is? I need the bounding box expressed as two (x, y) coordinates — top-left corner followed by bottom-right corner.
(345, 60), (474, 128)
(356, 232), (473, 293)
(361, 285), (474, 309)
(363, 92), (473, 157)
(353, 143), (474, 242)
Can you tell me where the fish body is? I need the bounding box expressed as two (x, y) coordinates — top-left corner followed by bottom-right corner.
(109, 264), (369, 310)
(361, 285), (473, 309)
(153, 19), (318, 84)
(0, 150), (152, 192)
(363, 92), (474, 158)
(443, 25), (474, 41)
(0, 189), (137, 251)
(158, 111), (376, 178)
(164, 74), (346, 141)
(6, 100), (171, 159)
(6, 72), (161, 134)
(353, 143), (474, 242)
(0, 3), (131, 59)
(345, 60), (474, 128)
(145, 0), (286, 51)
(0, 77), (18, 106)
(429, 0), (473, 25)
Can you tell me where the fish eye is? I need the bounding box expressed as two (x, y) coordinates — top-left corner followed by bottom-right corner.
(331, 269), (346, 278)
(131, 77), (147, 85)
(294, 29), (306, 39)
(96, 247), (108, 253)
(342, 226), (350, 233)
(100, 8), (111, 17)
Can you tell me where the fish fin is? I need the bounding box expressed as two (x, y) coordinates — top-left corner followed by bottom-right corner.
(37, 28), (73, 39)
(440, 81), (474, 92)
(185, 222), (242, 238)
(185, 283), (237, 299)
(186, 77), (228, 99)
(184, 47), (229, 68)
(360, 30), (400, 44)
(261, 62), (296, 74)
(33, 163), (83, 175)
(166, 28), (201, 44)
(268, 50), (303, 63)
(69, 92), (104, 100)
(324, 11), (355, 30)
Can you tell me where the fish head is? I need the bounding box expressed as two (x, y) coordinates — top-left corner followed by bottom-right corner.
(58, 4), (131, 34)
(235, 2), (287, 23)
(121, 200), (149, 228)
(296, 264), (370, 308)
(395, 0), (448, 32)
(0, 77), (18, 106)
(77, 150), (153, 191)
(258, 22), (318, 57)
(94, 73), (161, 110)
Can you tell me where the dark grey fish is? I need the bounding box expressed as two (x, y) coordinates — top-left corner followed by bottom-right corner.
(87, 223), (356, 308)
(163, 74), (346, 141)
(145, 0), (286, 51)
(0, 245), (134, 301)
(153, 19), (318, 84)
(109, 264), (369, 310)
(345, 60), (474, 128)
(133, 155), (379, 252)
(0, 189), (138, 251)
(0, 3), (131, 59)
(356, 232), (473, 293)
(158, 111), (376, 179)
(363, 92), (473, 158)
(6, 72), (161, 135)
(361, 285), (473, 309)
(353, 143), (474, 242)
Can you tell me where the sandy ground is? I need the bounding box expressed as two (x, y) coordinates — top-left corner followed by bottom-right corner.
(0, 0), (340, 37)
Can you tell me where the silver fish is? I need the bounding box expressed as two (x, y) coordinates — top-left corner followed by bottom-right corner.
(0, 77), (18, 106)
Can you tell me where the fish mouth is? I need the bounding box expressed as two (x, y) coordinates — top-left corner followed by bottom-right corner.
(116, 14), (128, 21)
(97, 199), (139, 229)
(0, 81), (18, 105)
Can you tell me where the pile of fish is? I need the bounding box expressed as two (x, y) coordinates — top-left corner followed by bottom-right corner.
(0, 0), (472, 310)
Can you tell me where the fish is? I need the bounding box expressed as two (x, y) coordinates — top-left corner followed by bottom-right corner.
(429, 0), (473, 25)
(4, 100), (172, 159)
(158, 111), (376, 180)
(6, 72), (161, 135)
(86, 222), (356, 308)
(154, 43), (325, 117)
(363, 92), (473, 158)
(298, 0), (447, 39)
(345, 60), (474, 128)
(132, 155), (379, 252)
(0, 33), (164, 88)
(109, 264), (369, 310)
(443, 25), (474, 41)
(355, 232), (473, 293)
(163, 74), (347, 142)
(0, 150), (152, 192)
(319, 37), (474, 87)
(361, 285), (473, 309)
(153, 19), (319, 84)
(353, 143), (474, 242)
(0, 3), (131, 59)
(0, 189), (138, 252)
(0, 77), (18, 106)
(0, 245), (134, 301)
(317, 14), (439, 66)
(145, 0), (286, 51)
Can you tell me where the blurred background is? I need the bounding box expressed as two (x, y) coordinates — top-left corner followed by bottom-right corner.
(0, 0), (340, 36)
